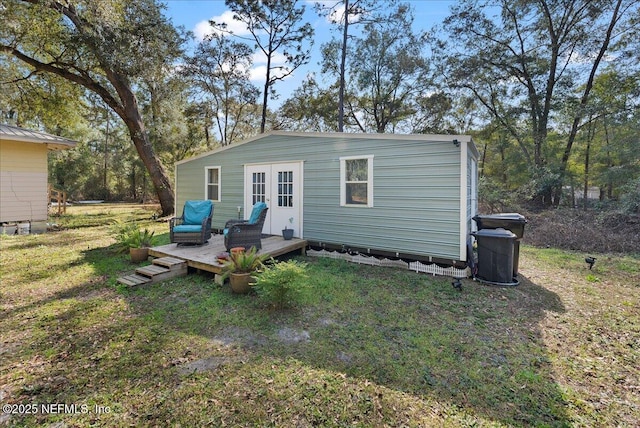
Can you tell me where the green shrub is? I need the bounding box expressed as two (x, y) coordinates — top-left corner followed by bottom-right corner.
(478, 176), (513, 212)
(253, 260), (309, 309)
(619, 177), (640, 214)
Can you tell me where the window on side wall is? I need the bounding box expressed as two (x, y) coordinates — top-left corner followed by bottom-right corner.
(340, 155), (373, 207)
(205, 167), (221, 202)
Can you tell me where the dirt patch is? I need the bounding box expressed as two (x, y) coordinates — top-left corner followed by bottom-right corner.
(277, 327), (310, 344)
(521, 209), (640, 254)
(211, 326), (269, 349)
(177, 356), (245, 375)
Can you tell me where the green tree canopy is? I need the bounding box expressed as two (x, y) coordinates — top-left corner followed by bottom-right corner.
(434, 0), (639, 206)
(211, 0), (314, 133)
(0, 0), (187, 215)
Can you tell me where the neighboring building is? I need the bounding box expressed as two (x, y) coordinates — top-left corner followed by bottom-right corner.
(175, 131), (479, 265)
(0, 124), (77, 233)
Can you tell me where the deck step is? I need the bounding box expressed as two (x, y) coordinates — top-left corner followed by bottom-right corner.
(117, 256), (188, 286)
(152, 256), (187, 269)
(136, 264), (170, 277)
(117, 274), (152, 286)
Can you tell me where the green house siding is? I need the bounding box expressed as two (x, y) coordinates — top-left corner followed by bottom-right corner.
(176, 132), (477, 262)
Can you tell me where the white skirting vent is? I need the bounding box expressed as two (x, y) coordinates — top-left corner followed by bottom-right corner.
(408, 260), (470, 278)
(307, 248), (470, 278)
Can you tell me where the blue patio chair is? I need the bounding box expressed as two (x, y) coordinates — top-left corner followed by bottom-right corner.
(224, 202), (268, 251)
(170, 200), (214, 245)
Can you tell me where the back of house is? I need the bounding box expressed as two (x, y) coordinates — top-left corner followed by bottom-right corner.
(0, 124), (76, 234)
(175, 131), (478, 264)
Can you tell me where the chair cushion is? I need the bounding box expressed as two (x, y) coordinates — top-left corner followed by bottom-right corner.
(173, 224), (203, 233)
(248, 202), (267, 224)
(184, 200), (213, 225)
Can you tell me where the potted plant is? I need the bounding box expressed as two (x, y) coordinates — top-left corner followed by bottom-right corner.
(282, 217), (295, 240)
(112, 221), (156, 263)
(221, 247), (269, 294)
(128, 228), (155, 262)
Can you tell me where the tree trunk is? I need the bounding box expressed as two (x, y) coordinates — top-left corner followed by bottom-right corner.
(260, 43), (273, 134)
(108, 72), (174, 215)
(122, 111), (174, 215)
(603, 119), (614, 199)
(583, 117), (595, 210)
(553, 0), (623, 206)
(583, 139), (591, 210)
(338, 0), (349, 132)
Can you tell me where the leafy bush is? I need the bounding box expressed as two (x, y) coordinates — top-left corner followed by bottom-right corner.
(516, 166), (562, 207)
(619, 177), (640, 214)
(111, 220), (155, 253)
(253, 260), (309, 309)
(478, 176), (513, 212)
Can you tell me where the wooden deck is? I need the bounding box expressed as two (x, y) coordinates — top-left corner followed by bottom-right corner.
(148, 235), (307, 274)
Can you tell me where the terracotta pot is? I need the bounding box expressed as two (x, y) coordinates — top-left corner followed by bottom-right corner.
(230, 272), (253, 294)
(130, 247), (149, 263)
(230, 247), (245, 256)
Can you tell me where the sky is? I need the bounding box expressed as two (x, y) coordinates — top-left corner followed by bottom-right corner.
(163, 0), (457, 105)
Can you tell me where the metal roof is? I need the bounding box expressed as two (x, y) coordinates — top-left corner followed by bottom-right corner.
(176, 130), (479, 166)
(0, 123), (77, 150)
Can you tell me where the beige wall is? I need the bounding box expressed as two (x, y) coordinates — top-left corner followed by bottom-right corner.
(0, 140), (49, 223)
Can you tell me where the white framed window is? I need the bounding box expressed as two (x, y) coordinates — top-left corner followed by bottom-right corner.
(205, 166), (221, 202)
(340, 155), (374, 207)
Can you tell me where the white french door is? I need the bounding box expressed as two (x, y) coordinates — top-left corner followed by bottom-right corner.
(244, 162), (303, 237)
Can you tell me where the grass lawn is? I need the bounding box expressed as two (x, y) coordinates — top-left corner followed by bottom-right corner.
(1, 203), (639, 427)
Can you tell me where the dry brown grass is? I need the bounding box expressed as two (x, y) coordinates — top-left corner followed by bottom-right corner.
(522, 209), (640, 254)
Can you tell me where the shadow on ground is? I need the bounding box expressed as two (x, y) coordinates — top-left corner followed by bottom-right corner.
(121, 256), (570, 426)
(2, 247), (570, 426)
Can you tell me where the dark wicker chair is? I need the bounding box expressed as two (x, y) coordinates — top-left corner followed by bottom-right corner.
(224, 202), (268, 251)
(170, 200), (214, 245)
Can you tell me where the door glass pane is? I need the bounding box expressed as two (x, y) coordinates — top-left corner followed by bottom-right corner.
(252, 172), (265, 204)
(277, 170), (294, 207)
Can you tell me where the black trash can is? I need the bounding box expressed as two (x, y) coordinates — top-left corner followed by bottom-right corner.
(471, 228), (518, 286)
(473, 213), (527, 277)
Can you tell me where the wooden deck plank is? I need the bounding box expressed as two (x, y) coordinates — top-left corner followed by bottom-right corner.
(136, 264), (170, 277)
(152, 256), (188, 268)
(148, 235), (307, 274)
(118, 274), (152, 286)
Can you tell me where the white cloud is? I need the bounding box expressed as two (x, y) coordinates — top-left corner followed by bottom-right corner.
(250, 65), (267, 83)
(193, 20), (213, 40)
(249, 64), (293, 83)
(249, 50), (294, 83)
(565, 50), (617, 65)
(193, 10), (252, 40)
(310, 0), (363, 25)
(252, 50), (288, 66)
(191, 9), (296, 85)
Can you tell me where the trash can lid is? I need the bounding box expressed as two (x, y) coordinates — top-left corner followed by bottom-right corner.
(471, 228), (517, 239)
(473, 213), (527, 223)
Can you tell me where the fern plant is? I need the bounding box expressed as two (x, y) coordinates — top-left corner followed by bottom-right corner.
(111, 220), (155, 253)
